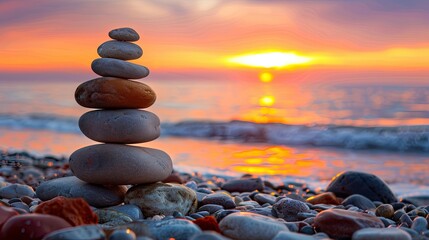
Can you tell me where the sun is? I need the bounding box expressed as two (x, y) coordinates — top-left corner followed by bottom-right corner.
(259, 72), (273, 82)
(227, 51), (312, 68)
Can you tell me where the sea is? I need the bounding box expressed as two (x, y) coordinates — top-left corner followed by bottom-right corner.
(1, 77), (429, 198)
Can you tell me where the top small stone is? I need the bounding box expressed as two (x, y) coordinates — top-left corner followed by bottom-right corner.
(109, 27), (140, 41)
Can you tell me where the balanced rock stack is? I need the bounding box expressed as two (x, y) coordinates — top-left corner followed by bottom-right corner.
(36, 28), (175, 208)
(72, 28), (173, 186)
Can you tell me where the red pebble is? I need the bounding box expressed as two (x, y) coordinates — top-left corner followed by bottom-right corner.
(35, 196), (98, 226)
(306, 192), (340, 205)
(193, 216), (221, 233)
(314, 209), (384, 239)
(0, 206), (18, 232)
(0, 214), (72, 240)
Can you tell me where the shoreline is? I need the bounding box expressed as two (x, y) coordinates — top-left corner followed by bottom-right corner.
(1, 149), (429, 239)
(0, 149), (429, 198)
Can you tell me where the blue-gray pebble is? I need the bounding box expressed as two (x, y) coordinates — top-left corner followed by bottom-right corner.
(109, 229), (136, 240)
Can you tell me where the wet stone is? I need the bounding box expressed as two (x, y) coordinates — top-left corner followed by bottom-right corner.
(254, 193), (276, 205)
(190, 213), (203, 219)
(185, 181), (198, 190)
(379, 216), (396, 227)
(95, 209), (133, 227)
(306, 192), (340, 205)
(411, 216), (427, 233)
(0, 206), (18, 230)
(35, 196), (98, 226)
(300, 225), (315, 235)
(143, 218), (202, 240)
(198, 204), (224, 214)
(392, 209), (406, 222)
(201, 192), (236, 209)
(248, 207), (274, 217)
(272, 197), (311, 221)
(326, 171), (397, 203)
(214, 209), (240, 222)
(352, 227), (412, 240)
(221, 178), (264, 192)
(0, 214), (72, 240)
(36, 176), (127, 208)
(314, 209), (384, 239)
(399, 213), (413, 226)
(342, 194), (376, 210)
(107, 204), (143, 220)
(43, 225), (106, 240)
(273, 231), (316, 240)
(391, 202), (406, 210)
(0, 183), (35, 198)
(189, 231), (230, 240)
(10, 201), (29, 212)
(125, 182), (197, 217)
(219, 212), (289, 240)
(109, 229), (137, 240)
(375, 204), (394, 218)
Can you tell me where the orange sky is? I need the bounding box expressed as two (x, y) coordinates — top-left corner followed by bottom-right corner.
(1, 0), (429, 82)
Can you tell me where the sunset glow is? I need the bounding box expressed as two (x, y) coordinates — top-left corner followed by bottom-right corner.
(0, 0), (428, 82)
(259, 72), (273, 82)
(227, 52), (312, 68)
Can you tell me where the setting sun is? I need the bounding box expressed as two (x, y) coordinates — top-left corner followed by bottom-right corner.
(227, 52), (312, 68)
(259, 72), (273, 82)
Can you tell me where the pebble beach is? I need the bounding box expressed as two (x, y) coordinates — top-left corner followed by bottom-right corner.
(0, 149), (429, 240)
(1, 26), (429, 240)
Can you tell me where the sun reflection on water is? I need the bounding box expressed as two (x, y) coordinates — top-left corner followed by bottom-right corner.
(259, 72), (273, 82)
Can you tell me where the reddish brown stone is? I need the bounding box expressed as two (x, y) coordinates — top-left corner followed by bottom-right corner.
(0, 214), (72, 240)
(0, 206), (18, 232)
(306, 192), (340, 205)
(193, 216), (221, 233)
(75, 77), (156, 109)
(314, 209), (384, 239)
(35, 196), (98, 226)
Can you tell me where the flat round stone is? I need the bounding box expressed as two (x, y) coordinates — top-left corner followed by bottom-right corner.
(79, 109), (160, 144)
(109, 27), (140, 41)
(91, 58), (149, 79)
(219, 212), (289, 240)
(97, 40), (143, 60)
(75, 77), (156, 109)
(35, 176), (127, 208)
(69, 144), (173, 185)
(314, 209), (384, 239)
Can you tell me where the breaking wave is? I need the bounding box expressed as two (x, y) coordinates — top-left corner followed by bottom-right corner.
(1, 114), (428, 152)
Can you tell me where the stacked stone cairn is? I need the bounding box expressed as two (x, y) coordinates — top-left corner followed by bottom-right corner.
(72, 28), (174, 186)
(37, 28), (197, 218)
